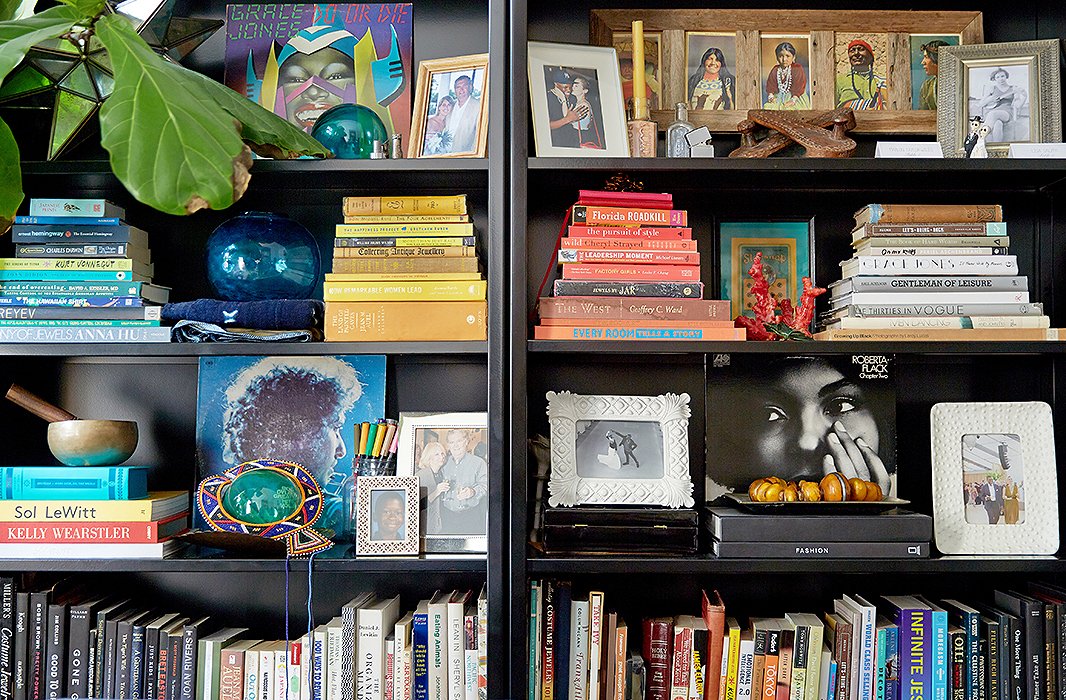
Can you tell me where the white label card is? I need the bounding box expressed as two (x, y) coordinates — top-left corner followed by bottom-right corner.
(1008, 143), (1066, 158)
(875, 142), (944, 158)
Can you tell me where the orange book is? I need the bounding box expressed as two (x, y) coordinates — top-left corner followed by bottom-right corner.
(538, 318), (734, 328)
(702, 591), (727, 700)
(533, 325), (745, 341)
(761, 625), (781, 700)
(853, 203), (1003, 226)
(561, 264), (701, 281)
(566, 225), (692, 240)
(572, 205), (687, 227)
(325, 301), (487, 341)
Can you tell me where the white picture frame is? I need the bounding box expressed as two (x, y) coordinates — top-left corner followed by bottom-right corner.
(930, 401), (1058, 555)
(527, 41), (630, 157)
(355, 476), (420, 557)
(396, 411), (489, 554)
(546, 391), (694, 508)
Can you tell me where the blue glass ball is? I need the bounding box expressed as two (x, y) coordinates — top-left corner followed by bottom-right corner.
(206, 211), (321, 301)
(310, 103), (388, 159)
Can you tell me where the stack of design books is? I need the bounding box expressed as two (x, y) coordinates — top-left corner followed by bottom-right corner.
(535, 189), (743, 341)
(703, 506), (932, 558)
(0, 472), (187, 558)
(5, 198), (170, 343)
(816, 203), (1056, 341)
(323, 194), (487, 341)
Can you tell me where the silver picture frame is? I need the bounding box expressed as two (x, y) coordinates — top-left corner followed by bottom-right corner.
(937, 39), (1061, 158)
(546, 391), (694, 508)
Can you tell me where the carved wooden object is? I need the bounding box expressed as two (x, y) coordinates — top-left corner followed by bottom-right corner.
(730, 108), (857, 158)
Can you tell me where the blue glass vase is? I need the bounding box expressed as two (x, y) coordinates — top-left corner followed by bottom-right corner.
(206, 211), (321, 301)
(310, 103), (388, 159)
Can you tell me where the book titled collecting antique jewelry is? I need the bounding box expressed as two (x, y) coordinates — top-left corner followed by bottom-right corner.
(706, 354), (896, 501)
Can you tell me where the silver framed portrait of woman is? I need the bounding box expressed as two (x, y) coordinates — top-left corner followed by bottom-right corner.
(937, 39), (1061, 157)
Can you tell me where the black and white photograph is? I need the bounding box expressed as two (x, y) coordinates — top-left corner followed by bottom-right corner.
(355, 476), (419, 556)
(706, 354), (897, 500)
(962, 433), (1025, 525)
(967, 63), (1030, 143)
(574, 420), (664, 479)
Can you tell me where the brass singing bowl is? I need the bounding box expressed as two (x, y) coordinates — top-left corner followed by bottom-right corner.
(46, 420), (139, 467)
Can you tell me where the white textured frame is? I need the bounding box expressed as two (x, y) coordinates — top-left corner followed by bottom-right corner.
(356, 476), (420, 557)
(930, 401), (1058, 555)
(547, 391), (694, 508)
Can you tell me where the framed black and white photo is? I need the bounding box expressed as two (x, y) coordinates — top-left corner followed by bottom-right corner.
(546, 391), (694, 508)
(396, 412), (489, 553)
(706, 354), (897, 501)
(937, 39), (1061, 157)
(930, 401), (1058, 555)
(527, 42), (629, 157)
(355, 476), (419, 556)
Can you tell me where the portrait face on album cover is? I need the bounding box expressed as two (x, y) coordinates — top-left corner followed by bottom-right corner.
(706, 354), (896, 500)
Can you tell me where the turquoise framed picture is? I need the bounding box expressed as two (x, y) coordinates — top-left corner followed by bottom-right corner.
(718, 220), (814, 319)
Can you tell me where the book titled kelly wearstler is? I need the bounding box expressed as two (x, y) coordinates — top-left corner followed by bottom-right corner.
(195, 355), (385, 535)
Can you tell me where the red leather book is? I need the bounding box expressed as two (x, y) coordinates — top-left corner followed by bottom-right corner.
(642, 617), (675, 700)
(702, 590), (727, 700)
(577, 190), (674, 208)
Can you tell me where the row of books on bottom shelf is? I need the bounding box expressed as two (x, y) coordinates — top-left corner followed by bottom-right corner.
(529, 581), (1066, 700)
(0, 580), (487, 700)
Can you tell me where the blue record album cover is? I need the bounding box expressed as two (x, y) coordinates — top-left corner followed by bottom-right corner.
(196, 355), (386, 534)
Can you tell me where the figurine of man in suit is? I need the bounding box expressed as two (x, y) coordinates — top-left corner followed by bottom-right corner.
(615, 431), (640, 468)
(964, 115), (984, 157)
(979, 474), (1003, 524)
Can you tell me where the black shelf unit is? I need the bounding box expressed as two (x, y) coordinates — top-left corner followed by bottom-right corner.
(8, 0), (509, 695)
(509, 0), (1066, 697)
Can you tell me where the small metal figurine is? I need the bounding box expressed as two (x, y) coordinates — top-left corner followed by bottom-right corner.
(963, 115), (984, 157)
(389, 133), (403, 159)
(369, 139), (388, 159)
(969, 123), (991, 159)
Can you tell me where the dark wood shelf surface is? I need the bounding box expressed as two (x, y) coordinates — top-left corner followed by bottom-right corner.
(0, 341), (488, 357)
(0, 555), (487, 573)
(527, 555), (1063, 575)
(528, 340), (1064, 355)
(22, 159), (488, 176)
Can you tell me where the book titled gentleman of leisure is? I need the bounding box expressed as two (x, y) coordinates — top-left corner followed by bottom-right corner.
(0, 466), (149, 500)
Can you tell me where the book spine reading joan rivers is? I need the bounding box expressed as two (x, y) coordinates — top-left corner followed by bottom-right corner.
(342, 195), (467, 217)
(853, 204), (1004, 226)
(325, 301), (487, 342)
(642, 618), (673, 700)
(552, 281), (704, 298)
(566, 226), (693, 240)
(539, 297), (730, 321)
(572, 206), (687, 228)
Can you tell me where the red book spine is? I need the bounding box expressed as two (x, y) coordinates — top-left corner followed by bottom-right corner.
(562, 264), (701, 281)
(702, 591), (727, 700)
(573, 206), (688, 227)
(561, 237), (697, 251)
(568, 226), (692, 239)
(577, 189), (673, 208)
(218, 650), (244, 700)
(156, 643), (168, 700)
(560, 250), (700, 265)
(644, 618), (675, 700)
(0, 520), (182, 543)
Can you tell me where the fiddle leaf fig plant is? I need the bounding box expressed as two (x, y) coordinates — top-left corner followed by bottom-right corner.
(0, 0), (330, 229)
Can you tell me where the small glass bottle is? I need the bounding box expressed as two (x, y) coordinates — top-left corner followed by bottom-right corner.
(666, 102), (695, 158)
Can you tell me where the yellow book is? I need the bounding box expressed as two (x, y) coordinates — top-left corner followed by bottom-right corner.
(0, 491), (188, 521)
(334, 236), (476, 248)
(323, 280), (487, 301)
(341, 214), (470, 224)
(324, 272), (483, 281)
(342, 195), (467, 217)
(330, 257), (480, 274)
(335, 223), (474, 236)
(324, 301), (487, 341)
(332, 246), (477, 260)
(725, 617), (741, 700)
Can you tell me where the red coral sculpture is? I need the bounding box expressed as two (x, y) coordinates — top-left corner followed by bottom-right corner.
(733, 252), (827, 340)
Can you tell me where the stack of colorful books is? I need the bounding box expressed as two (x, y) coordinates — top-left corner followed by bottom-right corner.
(0, 472), (187, 558)
(6, 198), (170, 343)
(534, 190), (743, 341)
(817, 203), (1058, 341)
(323, 194), (487, 341)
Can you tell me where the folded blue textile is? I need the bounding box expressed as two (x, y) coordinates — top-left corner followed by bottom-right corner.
(162, 299), (323, 330)
(169, 320), (318, 343)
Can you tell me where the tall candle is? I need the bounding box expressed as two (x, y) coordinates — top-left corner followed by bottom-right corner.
(631, 20), (647, 120)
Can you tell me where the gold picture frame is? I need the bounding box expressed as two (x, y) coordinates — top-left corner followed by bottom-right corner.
(589, 9), (983, 134)
(408, 53), (490, 158)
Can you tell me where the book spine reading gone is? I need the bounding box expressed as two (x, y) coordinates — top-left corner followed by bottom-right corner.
(643, 619), (673, 700)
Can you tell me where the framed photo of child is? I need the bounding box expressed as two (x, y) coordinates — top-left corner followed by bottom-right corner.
(355, 475), (419, 556)
(408, 54), (490, 158)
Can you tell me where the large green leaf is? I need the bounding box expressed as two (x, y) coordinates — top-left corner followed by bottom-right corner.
(0, 117), (22, 232)
(96, 14), (253, 215)
(174, 67), (330, 159)
(0, 0), (36, 22)
(0, 5), (81, 84)
(56, 0), (104, 20)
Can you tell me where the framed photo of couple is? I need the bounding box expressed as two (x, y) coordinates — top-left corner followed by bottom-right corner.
(588, 9), (984, 134)
(408, 54), (489, 158)
(930, 402), (1058, 555)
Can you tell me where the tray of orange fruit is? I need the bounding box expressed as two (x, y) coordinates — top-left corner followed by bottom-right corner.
(724, 473), (909, 514)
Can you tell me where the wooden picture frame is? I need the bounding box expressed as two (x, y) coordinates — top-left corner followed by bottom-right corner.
(408, 54), (490, 158)
(589, 9), (983, 134)
(355, 475), (420, 556)
(937, 39), (1062, 158)
(930, 402), (1058, 555)
(546, 391), (694, 508)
